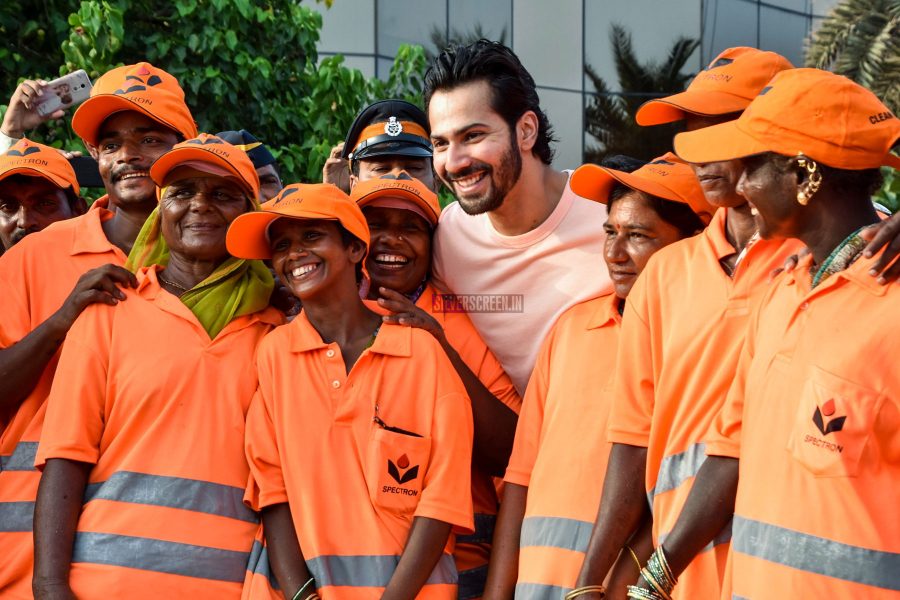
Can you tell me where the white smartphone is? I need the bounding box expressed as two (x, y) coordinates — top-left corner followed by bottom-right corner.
(33, 70), (93, 117)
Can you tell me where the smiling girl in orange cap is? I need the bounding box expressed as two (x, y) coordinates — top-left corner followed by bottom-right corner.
(228, 183), (475, 600)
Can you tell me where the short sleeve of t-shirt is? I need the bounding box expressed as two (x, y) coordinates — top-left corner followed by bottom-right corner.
(414, 350), (475, 535)
(503, 328), (553, 487)
(0, 245), (37, 348)
(244, 349), (288, 511)
(607, 275), (654, 447)
(34, 304), (112, 468)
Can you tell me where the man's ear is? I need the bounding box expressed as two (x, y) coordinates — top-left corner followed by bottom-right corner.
(516, 110), (539, 154)
(86, 143), (99, 161)
(72, 195), (88, 216)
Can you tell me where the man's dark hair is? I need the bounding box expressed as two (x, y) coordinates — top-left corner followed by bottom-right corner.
(424, 39), (556, 165)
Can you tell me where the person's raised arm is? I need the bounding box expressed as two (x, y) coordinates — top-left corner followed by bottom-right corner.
(1, 80), (66, 147)
(482, 483), (527, 600)
(32, 458), (91, 600)
(574, 443), (651, 597)
(378, 287), (518, 476)
(0, 264), (136, 413)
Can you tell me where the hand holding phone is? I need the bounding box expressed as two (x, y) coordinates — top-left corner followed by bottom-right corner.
(33, 70), (93, 117)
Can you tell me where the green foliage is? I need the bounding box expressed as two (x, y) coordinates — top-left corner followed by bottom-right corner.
(584, 24), (699, 164)
(805, 0), (900, 114)
(875, 167), (900, 213)
(0, 0), (426, 184)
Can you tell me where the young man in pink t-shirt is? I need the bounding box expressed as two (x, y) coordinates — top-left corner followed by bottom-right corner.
(424, 41), (612, 394)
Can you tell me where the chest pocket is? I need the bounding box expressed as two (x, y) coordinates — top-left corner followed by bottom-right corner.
(786, 366), (884, 478)
(366, 426), (432, 514)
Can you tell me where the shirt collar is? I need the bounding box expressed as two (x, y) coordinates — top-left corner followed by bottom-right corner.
(586, 291), (622, 329)
(787, 251), (890, 297)
(289, 303), (412, 357)
(70, 195), (119, 256)
(703, 209), (738, 261)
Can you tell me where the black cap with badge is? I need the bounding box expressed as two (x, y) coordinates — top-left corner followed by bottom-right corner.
(341, 99), (433, 162)
(216, 129), (277, 170)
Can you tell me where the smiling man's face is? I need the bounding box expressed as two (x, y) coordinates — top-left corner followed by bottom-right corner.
(91, 111), (180, 209)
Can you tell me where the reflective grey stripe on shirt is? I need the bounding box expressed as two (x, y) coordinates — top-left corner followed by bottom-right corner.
(648, 442), (707, 508)
(733, 515), (900, 591)
(519, 515), (593, 553)
(247, 539), (280, 590)
(515, 582), (570, 600)
(84, 471), (258, 523)
(307, 553), (457, 587)
(0, 501), (34, 532)
(72, 531), (251, 583)
(457, 512), (496, 545)
(0, 441), (38, 471)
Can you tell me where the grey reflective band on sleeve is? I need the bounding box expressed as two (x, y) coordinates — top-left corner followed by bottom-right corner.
(83, 471), (258, 523)
(307, 552), (457, 587)
(514, 582), (571, 600)
(0, 501), (34, 532)
(519, 515), (594, 553)
(0, 441), (39, 471)
(72, 531), (251, 582)
(733, 515), (900, 591)
(648, 442), (708, 507)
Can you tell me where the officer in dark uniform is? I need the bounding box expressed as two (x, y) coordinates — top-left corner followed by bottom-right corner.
(323, 99), (436, 193)
(216, 129), (284, 201)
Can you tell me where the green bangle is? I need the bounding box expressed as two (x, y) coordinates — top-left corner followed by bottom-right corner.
(292, 577), (315, 600)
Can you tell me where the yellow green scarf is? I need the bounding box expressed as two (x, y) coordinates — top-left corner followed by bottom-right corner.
(126, 206), (274, 338)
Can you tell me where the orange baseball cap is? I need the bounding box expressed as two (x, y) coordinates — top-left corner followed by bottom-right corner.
(351, 172), (441, 227)
(674, 68), (900, 170)
(636, 47), (794, 126)
(226, 183), (370, 260)
(572, 152), (716, 223)
(72, 62), (198, 146)
(150, 133), (260, 199)
(0, 138), (80, 195)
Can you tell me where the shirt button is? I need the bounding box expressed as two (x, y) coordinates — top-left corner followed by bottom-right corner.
(332, 380), (341, 389)
(326, 349), (335, 358)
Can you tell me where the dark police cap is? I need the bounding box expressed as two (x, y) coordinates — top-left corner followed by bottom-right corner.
(216, 129), (277, 170)
(342, 99), (432, 161)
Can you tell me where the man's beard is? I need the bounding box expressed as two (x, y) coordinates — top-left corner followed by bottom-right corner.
(449, 139), (523, 216)
(10, 229), (30, 245)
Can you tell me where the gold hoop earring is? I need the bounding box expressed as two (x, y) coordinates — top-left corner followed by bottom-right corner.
(796, 154), (822, 206)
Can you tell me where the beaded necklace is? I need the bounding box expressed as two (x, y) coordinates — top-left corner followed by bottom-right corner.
(810, 226), (868, 289)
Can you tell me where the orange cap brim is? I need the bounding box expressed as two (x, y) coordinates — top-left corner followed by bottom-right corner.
(571, 163), (683, 204)
(636, 90), (752, 126)
(72, 94), (192, 147)
(150, 146), (255, 196)
(674, 120), (771, 164)
(884, 153), (900, 169)
(227, 209), (370, 261)
(0, 167), (79, 195)
(355, 186), (439, 226)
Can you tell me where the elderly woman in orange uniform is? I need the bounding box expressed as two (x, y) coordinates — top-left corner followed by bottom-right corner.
(482, 155), (715, 600)
(32, 134), (280, 599)
(641, 69), (900, 600)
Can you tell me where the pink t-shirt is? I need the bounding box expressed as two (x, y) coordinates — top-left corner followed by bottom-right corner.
(431, 174), (612, 394)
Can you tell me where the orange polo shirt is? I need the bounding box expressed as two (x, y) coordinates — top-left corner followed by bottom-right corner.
(505, 293), (620, 599)
(244, 307), (474, 600)
(706, 252), (900, 599)
(35, 267), (281, 599)
(0, 198), (125, 599)
(421, 282), (522, 599)
(607, 209), (802, 598)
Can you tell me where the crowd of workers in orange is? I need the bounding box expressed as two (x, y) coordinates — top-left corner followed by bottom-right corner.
(0, 39), (898, 600)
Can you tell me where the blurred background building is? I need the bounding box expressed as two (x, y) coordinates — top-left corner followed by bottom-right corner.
(313, 0), (838, 169)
